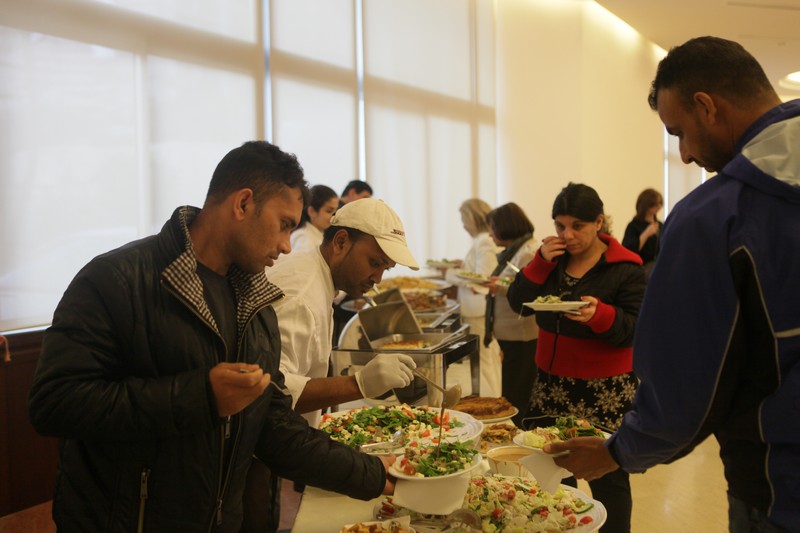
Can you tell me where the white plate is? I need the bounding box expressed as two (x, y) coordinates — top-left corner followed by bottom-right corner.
(474, 406), (519, 424)
(456, 272), (491, 284)
(523, 300), (590, 313)
(388, 452), (484, 481)
(512, 432), (570, 457)
(425, 259), (461, 269)
(374, 483), (607, 532)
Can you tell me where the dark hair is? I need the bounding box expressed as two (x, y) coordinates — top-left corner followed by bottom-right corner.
(341, 180), (373, 197)
(635, 188), (663, 219)
(297, 184), (338, 228)
(487, 203), (534, 241)
(648, 36), (776, 111)
(322, 225), (368, 245)
(552, 182), (605, 227)
(206, 141), (308, 211)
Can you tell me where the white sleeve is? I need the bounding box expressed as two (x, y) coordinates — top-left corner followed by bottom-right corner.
(275, 298), (318, 408)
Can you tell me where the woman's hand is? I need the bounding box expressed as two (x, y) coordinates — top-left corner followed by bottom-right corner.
(540, 236), (567, 262)
(564, 296), (598, 323)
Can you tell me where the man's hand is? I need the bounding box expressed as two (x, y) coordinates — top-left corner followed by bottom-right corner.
(209, 363), (271, 417)
(355, 354), (416, 399)
(545, 436), (620, 481)
(379, 455), (397, 494)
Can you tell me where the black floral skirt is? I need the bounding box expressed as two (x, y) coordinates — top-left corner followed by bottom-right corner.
(521, 371), (638, 433)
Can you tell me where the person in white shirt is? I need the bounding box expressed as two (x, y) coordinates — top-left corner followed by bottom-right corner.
(289, 184), (339, 254)
(267, 198), (419, 427)
(445, 198), (502, 397)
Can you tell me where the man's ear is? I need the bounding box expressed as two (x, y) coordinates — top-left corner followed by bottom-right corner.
(693, 92), (719, 125)
(333, 229), (350, 251)
(232, 189), (254, 219)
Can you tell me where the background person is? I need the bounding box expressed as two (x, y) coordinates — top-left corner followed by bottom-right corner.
(507, 182), (646, 533)
(339, 179), (373, 207)
(484, 202), (539, 426)
(445, 198), (502, 397)
(544, 36), (800, 533)
(290, 184), (339, 254)
(621, 188), (663, 275)
(27, 141), (395, 532)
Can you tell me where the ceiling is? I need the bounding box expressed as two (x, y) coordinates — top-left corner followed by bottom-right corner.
(595, 0), (800, 99)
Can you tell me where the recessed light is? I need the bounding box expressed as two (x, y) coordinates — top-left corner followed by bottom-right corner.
(778, 71), (800, 91)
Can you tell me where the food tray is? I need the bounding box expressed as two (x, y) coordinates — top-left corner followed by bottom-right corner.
(370, 326), (469, 353)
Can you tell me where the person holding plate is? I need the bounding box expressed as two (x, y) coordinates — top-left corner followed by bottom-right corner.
(507, 182), (646, 533)
(484, 202), (539, 425)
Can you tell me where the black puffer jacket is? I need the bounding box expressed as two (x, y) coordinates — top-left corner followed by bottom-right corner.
(28, 206), (385, 532)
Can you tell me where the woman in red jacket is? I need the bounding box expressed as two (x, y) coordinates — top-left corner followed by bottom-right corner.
(507, 182), (646, 533)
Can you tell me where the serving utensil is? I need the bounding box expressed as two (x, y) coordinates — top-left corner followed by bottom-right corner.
(411, 370), (462, 408)
(506, 260), (520, 273)
(356, 429), (405, 453)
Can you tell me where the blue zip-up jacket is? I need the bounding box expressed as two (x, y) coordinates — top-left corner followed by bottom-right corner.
(609, 99), (800, 532)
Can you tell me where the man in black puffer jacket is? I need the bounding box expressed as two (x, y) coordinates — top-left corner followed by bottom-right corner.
(28, 141), (394, 532)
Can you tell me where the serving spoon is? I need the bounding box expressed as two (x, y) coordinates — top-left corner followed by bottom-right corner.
(412, 369), (462, 408)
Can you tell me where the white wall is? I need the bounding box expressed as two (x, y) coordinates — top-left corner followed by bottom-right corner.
(495, 0), (666, 240)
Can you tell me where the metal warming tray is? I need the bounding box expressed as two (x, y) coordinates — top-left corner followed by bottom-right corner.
(369, 327), (469, 353)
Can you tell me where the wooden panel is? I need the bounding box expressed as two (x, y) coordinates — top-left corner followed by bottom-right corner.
(0, 331), (59, 518)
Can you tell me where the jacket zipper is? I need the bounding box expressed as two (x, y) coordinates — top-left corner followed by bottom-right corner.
(137, 468), (150, 533)
(161, 280), (282, 531)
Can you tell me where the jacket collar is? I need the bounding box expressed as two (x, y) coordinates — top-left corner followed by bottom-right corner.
(161, 206), (284, 336)
(600, 233), (643, 265)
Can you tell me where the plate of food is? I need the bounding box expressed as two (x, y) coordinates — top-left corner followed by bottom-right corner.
(389, 441), (482, 480)
(480, 423), (520, 452)
(425, 258), (462, 269)
(523, 295), (590, 314)
(513, 416), (608, 456)
(319, 405), (483, 452)
(377, 277), (451, 292)
(376, 474), (606, 532)
(456, 271), (491, 284)
(452, 395), (518, 423)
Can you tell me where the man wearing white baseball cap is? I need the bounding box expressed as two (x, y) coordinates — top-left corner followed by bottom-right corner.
(267, 197), (419, 429)
(243, 197), (420, 529)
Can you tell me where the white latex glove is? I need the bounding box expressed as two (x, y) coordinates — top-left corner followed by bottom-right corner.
(355, 353), (416, 399)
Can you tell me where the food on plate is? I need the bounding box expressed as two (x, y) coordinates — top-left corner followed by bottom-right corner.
(376, 339), (432, 351)
(494, 277), (513, 287)
(453, 395), (517, 420)
(401, 290), (448, 312)
(319, 405), (464, 449)
(534, 295), (565, 304)
(426, 258), (461, 268)
(457, 271), (488, 282)
(481, 423), (520, 450)
(521, 416), (605, 449)
(395, 441), (478, 478)
(376, 474), (596, 531)
(341, 522), (412, 533)
(378, 277), (442, 291)
(464, 475), (595, 530)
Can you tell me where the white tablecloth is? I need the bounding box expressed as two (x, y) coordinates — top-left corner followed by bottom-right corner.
(291, 486), (384, 532)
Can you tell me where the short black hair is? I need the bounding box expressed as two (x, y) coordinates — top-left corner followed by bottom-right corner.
(206, 141), (308, 210)
(322, 225), (368, 245)
(341, 180), (373, 197)
(648, 36), (776, 111)
(487, 203), (534, 241)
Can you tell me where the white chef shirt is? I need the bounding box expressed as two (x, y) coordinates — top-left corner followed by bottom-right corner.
(290, 223), (324, 254)
(267, 247), (336, 427)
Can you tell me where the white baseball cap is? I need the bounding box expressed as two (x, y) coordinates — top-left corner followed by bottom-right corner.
(329, 198), (419, 270)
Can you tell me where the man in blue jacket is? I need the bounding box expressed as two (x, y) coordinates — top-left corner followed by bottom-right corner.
(544, 37), (800, 533)
(28, 141), (395, 532)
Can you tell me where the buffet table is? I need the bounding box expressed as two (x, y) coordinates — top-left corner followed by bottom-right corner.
(291, 486), (382, 532)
